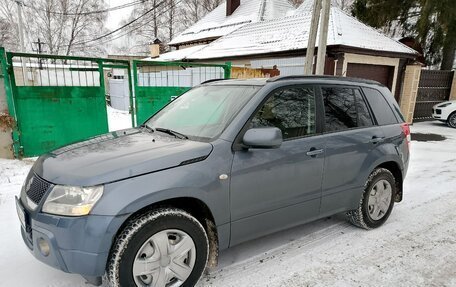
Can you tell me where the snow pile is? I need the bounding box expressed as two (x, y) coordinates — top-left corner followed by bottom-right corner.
(0, 121), (455, 286)
(107, 106), (132, 132)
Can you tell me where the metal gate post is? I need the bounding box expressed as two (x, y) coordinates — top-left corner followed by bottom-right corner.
(132, 60), (139, 127)
(224, 62), (232, 79)
(0, 47), (21, 157)
(128, 61), (136, 127)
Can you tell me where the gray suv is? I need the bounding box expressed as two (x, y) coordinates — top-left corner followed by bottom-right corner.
(16, 76), (410, 287)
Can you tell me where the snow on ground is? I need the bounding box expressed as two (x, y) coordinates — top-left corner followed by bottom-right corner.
(107, 105), (133, 132)
(0, 121), (455, 287)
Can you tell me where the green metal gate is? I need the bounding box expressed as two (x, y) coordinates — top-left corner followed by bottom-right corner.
(132, 60), (231, 125)
(0, 48), (132, 157)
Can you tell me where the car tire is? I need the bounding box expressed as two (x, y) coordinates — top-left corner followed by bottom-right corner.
(346, 168), (396, 229)
(447, 112), (456, 128)
(107, 208), (209, 287)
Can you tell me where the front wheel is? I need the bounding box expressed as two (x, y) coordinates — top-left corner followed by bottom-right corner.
(447, 112), (456, 128)
(347, 168), (396, 229)
(107, 208), (209, 287)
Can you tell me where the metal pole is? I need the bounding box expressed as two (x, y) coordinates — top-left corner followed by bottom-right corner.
(0, 48), (21, 157)
(15, 0), (29, 85)
(304, 0), (322, 75)
(15, 0), (26, 52)
(315, 0), (331, 75)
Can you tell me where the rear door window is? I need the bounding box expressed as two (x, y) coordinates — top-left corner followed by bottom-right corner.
(354, 89), (374, 127)
(322, 86), (373, 132)
(362, 87), (399, 125)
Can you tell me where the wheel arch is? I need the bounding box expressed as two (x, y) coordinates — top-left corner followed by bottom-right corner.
(375, 161), (403, 202)
(109, 196), (220, 269)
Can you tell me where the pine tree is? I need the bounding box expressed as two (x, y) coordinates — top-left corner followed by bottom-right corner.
(352, 0), (456, 70)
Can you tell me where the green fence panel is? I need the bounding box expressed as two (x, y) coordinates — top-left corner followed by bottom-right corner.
(135, 86), (190, 124)
(132, 60), (231, 126)
(14, 86), (107, 156)
(1, 50), (132, 157)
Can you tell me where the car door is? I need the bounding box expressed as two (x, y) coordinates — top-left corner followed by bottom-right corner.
(229, 85), (325, 246)
(318, 85), (386, 216)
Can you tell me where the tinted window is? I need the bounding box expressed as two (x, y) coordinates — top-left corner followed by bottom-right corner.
(323, 87), (358, 132)
(354, 89), (373, 127)
(363, 88), (398, 125)
(251, 86), (316, 140)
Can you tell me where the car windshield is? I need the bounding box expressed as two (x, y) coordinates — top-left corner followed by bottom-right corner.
(145, 85), (260, 141)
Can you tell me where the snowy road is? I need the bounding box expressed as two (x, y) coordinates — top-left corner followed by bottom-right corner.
(1, 121), (455, 287)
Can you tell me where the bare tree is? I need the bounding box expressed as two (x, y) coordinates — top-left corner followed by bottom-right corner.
(332, 0), (353, 12)
(201, 0), (223, 12)
(0, 19), (12, 48)
(290, 0), (353, 11)
(0, 0), (20, 51)
(0, 0), (108, 55)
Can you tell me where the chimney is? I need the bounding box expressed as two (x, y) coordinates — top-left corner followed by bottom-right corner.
(226, 0), (240, 16)
(149, 38), (162, 58)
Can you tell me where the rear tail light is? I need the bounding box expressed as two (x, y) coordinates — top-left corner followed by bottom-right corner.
(401, 123), (411, 148)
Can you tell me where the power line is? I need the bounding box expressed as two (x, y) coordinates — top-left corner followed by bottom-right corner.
(64, 0), (168, 48)
(21, 0), (145, 16)
(77, 0), (182, 49)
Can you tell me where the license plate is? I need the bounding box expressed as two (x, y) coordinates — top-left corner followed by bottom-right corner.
(16, 197), (26, 229)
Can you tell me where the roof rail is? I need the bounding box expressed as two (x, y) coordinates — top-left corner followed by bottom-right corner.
(267, 75), (382, 85)
(267, 75), (340, 82)
(200, 78), (231, 85)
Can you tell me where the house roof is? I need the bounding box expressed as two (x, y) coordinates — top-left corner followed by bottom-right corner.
(144, 45), (208, 61)
(186, 6), (418, 60)
(169, 0), (295, 46)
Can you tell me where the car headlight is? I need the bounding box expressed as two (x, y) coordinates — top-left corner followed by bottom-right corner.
(438, 103), (452, 108)
(42, 185), (103, 216)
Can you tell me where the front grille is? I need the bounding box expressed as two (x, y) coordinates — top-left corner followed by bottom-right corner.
(25, 174), (51, 205)
(436, 109), (442, 115)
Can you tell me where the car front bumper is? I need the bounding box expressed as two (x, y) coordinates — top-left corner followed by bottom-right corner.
(16, 196), (128, 278)
(432, 107), (452, 121)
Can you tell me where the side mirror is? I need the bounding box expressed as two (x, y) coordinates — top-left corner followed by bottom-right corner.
(243, 127), (283, 149)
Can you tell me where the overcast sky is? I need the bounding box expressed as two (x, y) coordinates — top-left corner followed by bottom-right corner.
(105, 0), (137, 53)
(107, 0), (135, 30)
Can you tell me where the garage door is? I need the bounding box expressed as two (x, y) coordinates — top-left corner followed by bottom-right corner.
(346, 63), (394, 90)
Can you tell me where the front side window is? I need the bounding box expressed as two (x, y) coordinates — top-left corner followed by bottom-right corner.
(250, 86), (317, 140)
(146, 85), (260, 140)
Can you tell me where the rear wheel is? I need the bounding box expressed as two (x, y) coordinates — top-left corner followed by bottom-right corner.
(447, 112), (456, 128)
(347, 168), (396, 229)
(107, 208), (209, 287)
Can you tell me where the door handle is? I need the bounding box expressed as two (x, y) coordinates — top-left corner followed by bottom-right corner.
(370, 136), (385, 144)
(306, 148), (324, 157)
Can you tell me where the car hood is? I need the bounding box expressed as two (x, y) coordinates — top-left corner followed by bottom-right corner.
(435, 101), (456, 108)
(33, 128), (213, 186)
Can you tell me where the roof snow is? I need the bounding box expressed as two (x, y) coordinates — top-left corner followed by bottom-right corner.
(186, 7), (418, 60)
(169, 0), (295, 46)
(145, 45), (208, 62)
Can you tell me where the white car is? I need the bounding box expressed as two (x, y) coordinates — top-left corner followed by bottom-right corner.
(432, 100), (456, 128)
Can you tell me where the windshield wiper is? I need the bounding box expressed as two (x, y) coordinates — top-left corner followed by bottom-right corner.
(155, 127), (189, 140)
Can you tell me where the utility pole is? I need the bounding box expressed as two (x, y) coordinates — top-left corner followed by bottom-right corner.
(304, 0), (322, 75)
(33, 38), (46, 69)
(33, 39), (45, 54)
(315, 0), (331, 75)
(15, 0), (26, 53)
